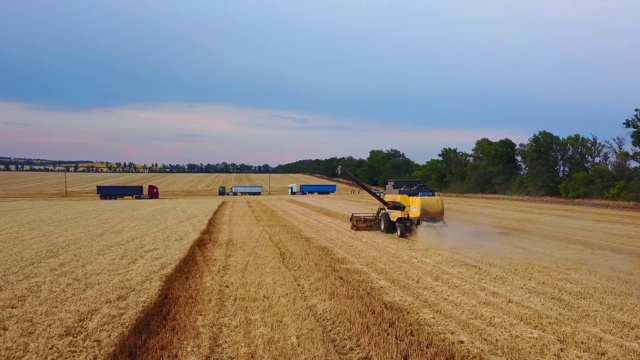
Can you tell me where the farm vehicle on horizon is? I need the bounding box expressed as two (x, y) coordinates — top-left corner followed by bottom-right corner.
(96, 185), (159, 200)
(288, 183), (336, 195)
(218, 185), (263, 196)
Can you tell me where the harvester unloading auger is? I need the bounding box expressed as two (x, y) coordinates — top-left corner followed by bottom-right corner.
(336, 166), (447, 238)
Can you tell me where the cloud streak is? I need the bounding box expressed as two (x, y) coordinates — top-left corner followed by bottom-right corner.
(4, 121), (28, 127)
(0, 101), (530, 165)
(271, 114), (310, 124)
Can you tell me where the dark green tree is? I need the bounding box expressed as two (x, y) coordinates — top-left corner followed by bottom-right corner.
(606, 136), (631, 177)
(518, 131), (565, 196)
(438, 147), (471, 192)
(467, 138), (519, 193)
(603, 135), (640, 201)
(413, 159), (447, 190)
(559, 165), (617, 199)
(562, 134), (591, 178)
(585, 134), (609, 168)
(355, 149), (415, 186)
(622, 108), (640, 163)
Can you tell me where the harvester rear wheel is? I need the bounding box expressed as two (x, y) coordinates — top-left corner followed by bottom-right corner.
(380, 212), (395, 233)
(396, 223), (407, 238)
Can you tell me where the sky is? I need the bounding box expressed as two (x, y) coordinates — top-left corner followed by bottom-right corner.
(1, 1), (638, 166)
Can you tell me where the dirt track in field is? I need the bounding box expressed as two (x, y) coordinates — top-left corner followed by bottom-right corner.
(112, 198), (474, 359)
(110, 195), (640, 360)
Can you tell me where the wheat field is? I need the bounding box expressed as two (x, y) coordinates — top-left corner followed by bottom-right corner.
(1, 172), (639, 359)
(0, 172), (346, 198)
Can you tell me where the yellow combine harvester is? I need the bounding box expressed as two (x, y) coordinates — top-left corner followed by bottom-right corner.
(336, 166), (446, 238)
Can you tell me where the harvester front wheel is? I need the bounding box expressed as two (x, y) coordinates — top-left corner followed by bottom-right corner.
(380, 212), (395, 233)
(396, 223), (407, 238)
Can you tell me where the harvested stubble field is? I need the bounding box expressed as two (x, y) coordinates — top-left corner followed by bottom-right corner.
(1, 172), (639, 359)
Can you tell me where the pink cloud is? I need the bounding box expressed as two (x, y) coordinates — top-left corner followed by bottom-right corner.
(115, 104), (293, 135)
(119, 146), (140, 159)
(0, 124), (106, 147)
(273, 153), (297, 164)
(149, 142), (188, 159)
(0, 101), (531, 164)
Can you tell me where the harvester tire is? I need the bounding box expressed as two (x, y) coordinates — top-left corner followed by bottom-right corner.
(380, 212), (395, 233)
(396, 223), (407, 238)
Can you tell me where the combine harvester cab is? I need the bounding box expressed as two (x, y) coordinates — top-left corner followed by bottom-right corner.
(336, 166), (446, 238)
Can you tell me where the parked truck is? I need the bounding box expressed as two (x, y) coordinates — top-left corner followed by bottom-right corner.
(227, 185), (263, 196)
(96, 185), (159, 200)
(288, 184), (336, 195)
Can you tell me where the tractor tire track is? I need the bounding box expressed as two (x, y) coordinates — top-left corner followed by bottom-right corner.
(205, 200), (241, 359)
(110, 198), (341, 360)
(245, 201), (352, 359)
(111, 201), (230, 360)
(206, 198), (336, 359)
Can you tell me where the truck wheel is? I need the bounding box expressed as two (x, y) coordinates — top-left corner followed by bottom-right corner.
(396, 223), (407, 238)
(380, 212), (395, 233)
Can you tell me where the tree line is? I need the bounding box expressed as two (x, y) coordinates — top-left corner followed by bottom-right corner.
(0, 160), (273, 174)
(3, 108), (638, 201)
(274, 109), (640, 202)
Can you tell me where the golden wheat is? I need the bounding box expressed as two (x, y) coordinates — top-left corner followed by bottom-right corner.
(0, 172), (349, 198)
(1, 173), (639, 359)
(0, 198), (222, 359)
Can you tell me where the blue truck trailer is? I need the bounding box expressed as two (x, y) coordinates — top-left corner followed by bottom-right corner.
(288, 184), (336, 195)
(96, 185), (159, 200)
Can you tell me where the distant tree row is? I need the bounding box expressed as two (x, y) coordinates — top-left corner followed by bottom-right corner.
(272, 150), (416, 187)
(0, 159), (274, 174)
(274, 108), (640, 202)
(146, 162), (273, 173)
(3, 108), (638, 201)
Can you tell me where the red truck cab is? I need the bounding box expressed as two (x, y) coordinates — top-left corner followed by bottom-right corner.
(148, 185), (160, 199)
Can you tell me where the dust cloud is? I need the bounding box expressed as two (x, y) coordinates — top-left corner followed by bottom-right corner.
(411, 219), (517, 258)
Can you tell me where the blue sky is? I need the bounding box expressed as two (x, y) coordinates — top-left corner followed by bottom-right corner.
(1, 1), (638, 165)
